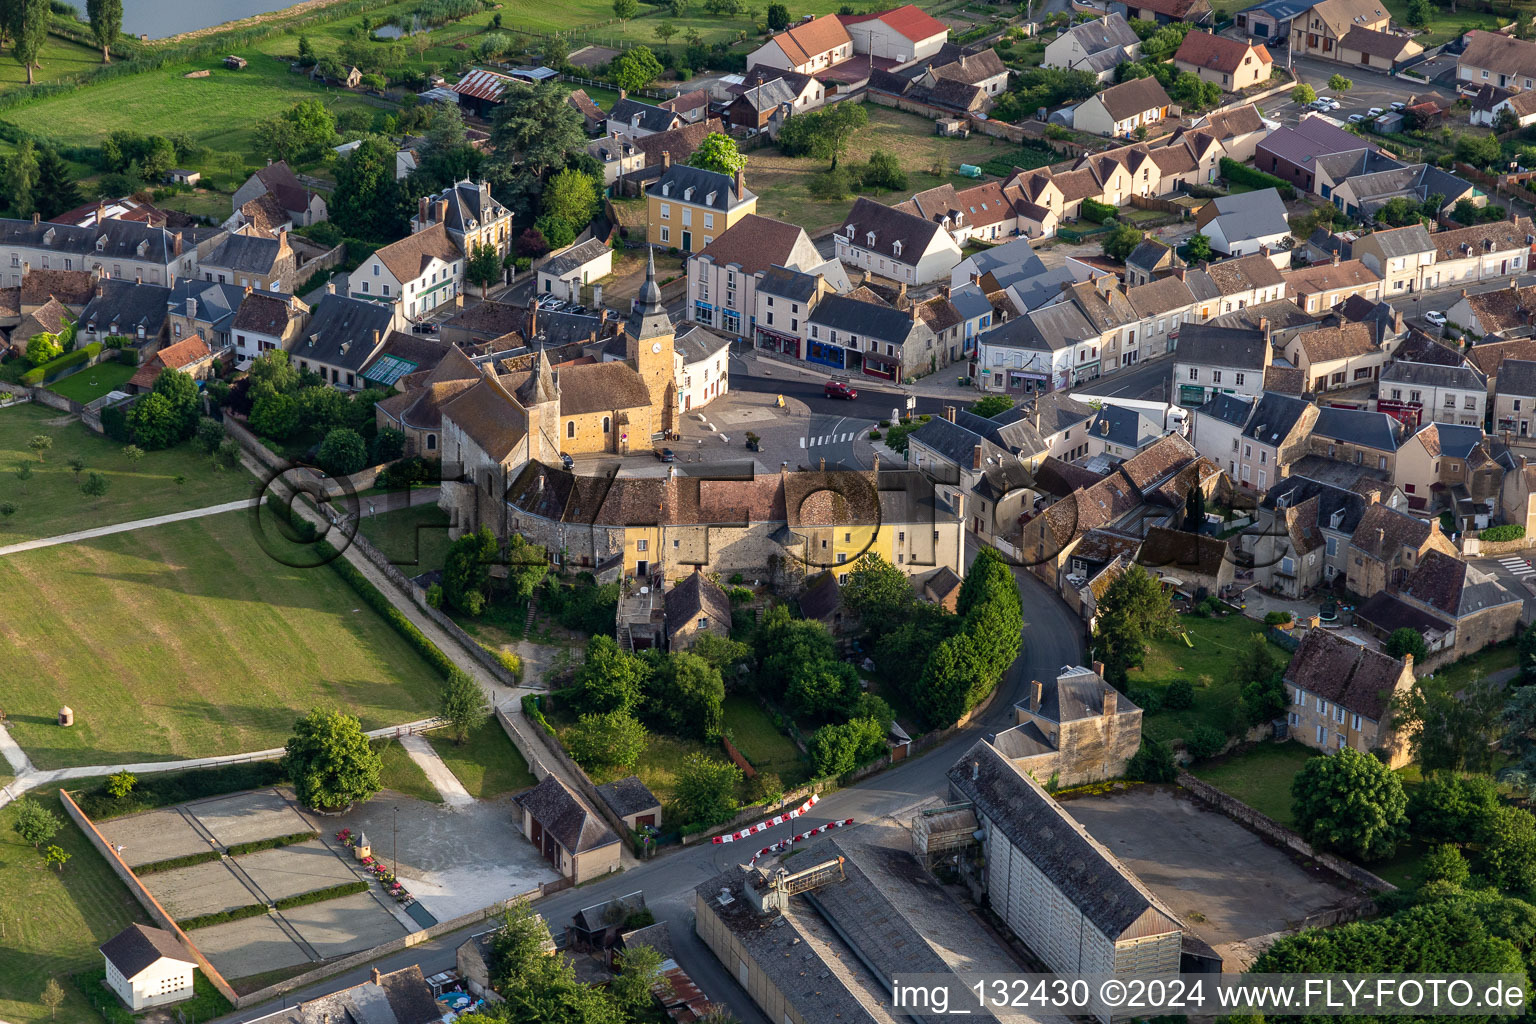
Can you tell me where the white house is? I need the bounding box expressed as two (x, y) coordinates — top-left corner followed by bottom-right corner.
(840, 4), (951, 61)
(835, 196), (963, 286)
(350, 222), (464, 319)
(747, 14), (853, 74)
(537, 238), (613, 302)
(1196, 189), (1292, 258)
(1071, 76), (1172, 138)
(674, 324), (732, 412)
(687, 213), (827, 336)
(100, 924), (197, 1011)
(1172, 321), (1271, 407)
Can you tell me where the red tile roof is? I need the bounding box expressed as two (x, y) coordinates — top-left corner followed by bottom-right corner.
(840, 4), (949, 42)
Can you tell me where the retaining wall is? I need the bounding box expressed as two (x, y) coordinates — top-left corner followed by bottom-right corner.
(520, 702), (643, 845)
(59, 789), (242, 1008)
(1177, 770), (1397, 894)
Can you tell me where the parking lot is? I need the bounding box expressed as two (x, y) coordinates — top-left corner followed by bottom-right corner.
(1062, 786), (1361, 970)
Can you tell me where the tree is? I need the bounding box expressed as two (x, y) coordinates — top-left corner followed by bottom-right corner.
(25, 333), (59, 364)
(4, 137), (36, 218)
(785, 659), (858, 722)
(1385, 626), (1427, 661)
(121, 444), (144, 465)
(443, 526), (499, 615)
(15, 461), (32, 493)
(656, 21), (677, 44)
(282, 707), (383, 811)
(767, 1), (789, 29)
(371, 427), (405, 465)
(39, 979), (64, 1020)
(65, 455), (84, 481)
(43, 845), (70, 872)
(1235, 635), (1286, 727)
(12, 797), (61, 847)
(1185, 233), (1212, 262)
(541, 167), (599, 233)
(1101, 223), (1145, 261)
(0, 502), (14, 520)
(1407, 0), (1431, 28)
(331, 136), (406, 241)
(249, 387), (300, 440)
(33, 148), (81, 222)
(440, 668), (491, 744)
(574, 635), (646, 715)
(1092, 563), (1177, 687)
(611, 45), (664, 93)
(674, 752), (742, 826)
(1407, 772), (1500, 845)
(534, 212), (576, 251)
(611, 945), (668, 1008)
(86, 0), (122, 62)
(691, 632), (751, 672)
(648, 651), (726, 740)
(1327, 73), (1353, 93)
(106, 769), (136, 799)
(568, 711), (649, 771)
(466, 242), (501, 296)
(12, 0), (49, 85)
(970, 395), (1013, 418)
(1392, 677), (1502, 774)
(613, 0), (640, 18)
(317, 427), (368, 477)
(809, 717), (886, 776)
(841, 553), (913, 624)
(504, 533), (549, 602)
(1127, 738), (1177, 782)
(125, 393), (176, 450)
(151, 367), (199, 440)
(250, 349), (301, 394)
(81, 471), (109, 505)
(862, 148), (907, 191)
(1477, 805), (1536, 891)
(776, 101), (868, 168)
(1291, 745), (1408, 861)
(686, 132), (748, 180)
(297, 34), (315, 64)
(1423, 843), (1471, 886)
(488, 83), (587, 184)
(1520, 620), (1536, 684)
(1291, 83), (1316, 105)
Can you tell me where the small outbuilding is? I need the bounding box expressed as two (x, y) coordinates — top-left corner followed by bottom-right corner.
(224, 55), (247, 70)
(595, 775), (662, 831)
(663, 567), (731, 652)
(167, 169), (201, 186)
(512, 775), (620, 883)
(535, 238), (613, 303)
(100, 924), (197, 1011)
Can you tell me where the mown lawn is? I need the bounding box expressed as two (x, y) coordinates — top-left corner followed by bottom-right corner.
(1427, 641), (1519, 691)
(1130, 613), (1286, 744)
(153, 188), (239, 224)
(353, 501), (455, 576)
(1379, 0), (1502, 45)
(428, 721), (537, 800)
(373, 736), (442, 804)
(1190, 741), (1317, 824)
(0, 31), (106, 92)
(0, 402), (251, 546)
(723, 695), (809, 787)
(0, 783), (150, 1024)
(45, 361), (136, 405)
(0, 511), (445, 769)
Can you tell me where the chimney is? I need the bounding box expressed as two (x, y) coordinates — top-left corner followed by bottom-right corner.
(911, 301), (921, 322)
(96, 199), (105, 224)
(618, 88), (627, 100)
(1092, 660), (1105, 677)
(435, 198), (448, 223)
(973, 444), (983, 470)
(1402, 652), (1414, 671)
(1033, 405), (1040, 431)
(1102, 688), (1117, 717)
(31, 212), (38, 225)
(372, 329), (380, 346)
(186, 297), (197, 321)
(971, 760), (980, 781)
(593, 283), (603, 307)
(1031, 680), (1043, 711)
(943, 405), (956, 422)
(820, 457), (826, 470)
(419, 195), (428, 224)
(325, 281), (335, 295)
(95, 281), (103, 299)
(527, 294), (538, 338)
(1332, 250), (1340, 265)
(371, 968), (382, 985)
(278, 228), (289, 252)
(735, 167), (746, 200)
(661, 150), (671, 170)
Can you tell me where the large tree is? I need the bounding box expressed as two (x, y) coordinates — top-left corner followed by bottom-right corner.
(673, 752), (741, 827)
(610, 45), (664, 93)
(487, 83), (586, 188)
(466, 242), (501, 296)
(86, 0), (122, 62)
(1291, 745), (1408, 861)
(330, 135), (407, 241)
(12, 0), (48, 85)
(443, 526), (499, 616)
(645, 651), (725, 740)
(440, 668), (490, 744)
(1392, 677), (1503, 774)
(33, 148), (81, 222)
(688, 132), (747, 176)
(840, 553), (913, 624)
(775, 101), (868, 169)
(540, 168), (599, 235)
(1091, 563), (1176, 687)
(6, 137), (36, 217)
(282, 707), (383, 811)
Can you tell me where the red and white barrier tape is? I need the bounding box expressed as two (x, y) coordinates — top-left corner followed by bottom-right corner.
(748, 818), (855, 865)
(712, 794), (819, 844)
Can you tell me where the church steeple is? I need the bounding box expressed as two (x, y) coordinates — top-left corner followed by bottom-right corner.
(627, 247), (673, 343)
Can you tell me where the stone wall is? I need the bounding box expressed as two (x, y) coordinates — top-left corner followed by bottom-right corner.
(521, 699), (642, 849)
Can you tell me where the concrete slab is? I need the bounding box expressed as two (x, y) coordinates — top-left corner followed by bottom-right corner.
(143, 859), (257, 919)
(327, 795), (559, 922)
(191, 789), (313, 848)
(194, 914), (310, 981)
(238, 840), (359, 902)
(97, 809), (210, 867)
(281, 891), (406, 959)
(1062, 786), (1358, 970)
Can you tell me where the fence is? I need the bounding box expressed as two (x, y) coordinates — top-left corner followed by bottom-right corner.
(1267, 625), (1301, 651)
(1177, 770), (1397, 894)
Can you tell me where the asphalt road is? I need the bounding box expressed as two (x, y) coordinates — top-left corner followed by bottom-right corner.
(1071, 358), (1175, 404)
(231, 552), (1085, 1024)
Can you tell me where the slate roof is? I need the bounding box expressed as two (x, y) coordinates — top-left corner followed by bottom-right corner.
(168, 279), (247, 334)
(0, 216), (187, 266)
(595, 776), (661, 818)
(1056, 11), (1141, 57)
(78, 280), (170, 339)
(757, 264), (821, 302)
(1197, 392), (1255, 427)
(1257, 114), (1379, 165)
(203, 232), (281, 276)
(1498, 358), (1536, 397)
(809, 292), (930, 345)
(293, 293), (394, 372)
(735, 75), (798, 114)
(1175, 321), (1269, 369)
(649, 164), (756, 212)
(1314, 406), (1401, 451)
(514, 774), (620, 853)
(1087, 403), (1161, 449)
(1242, 391), (1312, 445)
(1095, 75), (1172, 121)
(1360, 223), (1434, 258)
(954, 408), (1046, 456)
(1013, 390), (1095, 437)
(1032, 664), (1138, 723)
(664, 569), (731, 637)
(99, 924), (194, 979)
(947, 739), (1180, 940)
(1283, 629), (1407, 719)
(541, 238), (611, 278)
(1354, 590), (1453, 638)
(1378, 359), (1485, 392)
(610, 97), (683, 133)
(1263, 474), (1369, 535)
(840, 196), (946, 266)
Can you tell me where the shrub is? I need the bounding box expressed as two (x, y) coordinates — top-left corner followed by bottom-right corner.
(179, 903), (270, 931)
(1127, 738), (1177, 782)
(1184, 725), (1226, 761)
(1128, 687), (1163, 713)
(522, 693), (556, 735)
(481, 643), (523, 680)
(1218, 157), (1295, 199)
(1164, 679), (1195, 710)
(226, 831), (319, 857)
(426, 583), (443, 608)
(72, 761), (286, 820)
(273, 880), (370, 910)
(1080, 197), (1117, 223)
(1422, 843), (1471, 886)
(20, 342), (103, 386)
(134, 850), (223, 875)
(1263, 610), (1293, 626)
(1482, 524), (1526, 542)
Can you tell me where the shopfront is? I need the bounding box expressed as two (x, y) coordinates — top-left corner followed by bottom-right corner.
(807, 339), (847, 370)
(756, 326), (800, 359)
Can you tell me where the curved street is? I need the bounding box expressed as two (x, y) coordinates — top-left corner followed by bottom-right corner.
(230, 554), (1086, 1023)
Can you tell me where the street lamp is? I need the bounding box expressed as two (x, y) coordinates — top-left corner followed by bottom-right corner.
(392, 806), (399, 877)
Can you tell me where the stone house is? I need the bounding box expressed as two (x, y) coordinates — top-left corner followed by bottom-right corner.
(1283, 258), (1382, 315)
(992, 664), (1143, 787)
(1352, 224), (1436, 299)
(1174, 30), (1273, 90)
(1447, 282), (1536, 339)
(1283, 629), (1416, 767)
(1492, 358), (1536, 437)
(76, 278), (171, 349)
(1378, 361), (1487, 429)
(1355, 549), (1522, 667)
(1042, 13), (1142, 82)
(1500, 455), (1536, 534)
(287, 292), (397, 391)
(200, 228), (298, 293)
(1393, 421), (1504, 512)
(1346, 501), (1458, 596)
(128, 334), (217, 393)
(1136, 525), (1234, 597)
(1192, 390), (1316, 494)
(512, 775), (621, 883)
(1248, 473), (1378, 595)
(664, 568), (731, 651)
(231, 160), (327, 227)
(374, 346), (481, 456)
(1289, 0), (1388, 59)
(595, 777), (662, 832)
(1280, 321), (1394, 395)
(410, 180), (515, 266)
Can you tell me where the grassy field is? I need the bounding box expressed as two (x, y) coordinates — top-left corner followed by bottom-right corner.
(1130, 613), (1285, 744)
(0, 511), (445, 769)
(45, 361), (136, 404)
(1380, 0), (1503, 45)
(373, 736), (442, 804)
(5, 54), (380, 162)
(154, 188), (240, 223)
(428, 721), (537, 800)
(0, 784), (150, 1024)
(0, 31), (106, 92)
(0, 403), (251, 546)
(747, 106), (1054, 232)
(354, 502), (455, 576)
(723, 695), (809, 787)
(1190, 741), (1317, 824)
(1427, 641), (1519, 691)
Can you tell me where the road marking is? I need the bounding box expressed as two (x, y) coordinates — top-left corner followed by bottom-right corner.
(1500, 557), (1536, 576)
(799, 437), (806, 448)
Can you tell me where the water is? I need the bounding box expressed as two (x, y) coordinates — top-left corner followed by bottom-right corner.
(64, 0), (307, 40)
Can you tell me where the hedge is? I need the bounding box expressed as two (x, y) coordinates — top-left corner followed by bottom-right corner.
(1481, 524), (1527, 542)
(226, 830), (318, 857)
(1219, 157), (1295, 199)
(1081, 197), (1118, 224)
(179, 903), (270, 931)
(273, 880), (370, 910)
(134, 850), (224, 875)
(72, 761), (286, 820)
(19, 342), (102, 386)
(522, 693), (556, 736)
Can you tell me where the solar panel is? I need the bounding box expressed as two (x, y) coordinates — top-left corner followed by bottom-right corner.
(363, 355), (418, 386)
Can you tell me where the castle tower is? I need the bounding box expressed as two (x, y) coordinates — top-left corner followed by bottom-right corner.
(515, 348), (561, 462)
(626, 248), (677, 433)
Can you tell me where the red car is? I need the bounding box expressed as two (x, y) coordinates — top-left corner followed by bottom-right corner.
(824, 378), (858, 400)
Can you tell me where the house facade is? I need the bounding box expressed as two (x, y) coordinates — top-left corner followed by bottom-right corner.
(835, 196), (963, 285)
(1072, 76), (1173, 137)
(687, 214), (824, 337)
(646, 164), (759, 254)
(350, 222), (463, 320)
(1289, 0), (1389, 59)
(100, 925), (196, 1012)
(1284, 629), (1416, 767)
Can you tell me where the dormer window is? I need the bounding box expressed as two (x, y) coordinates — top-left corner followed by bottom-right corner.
(845, 225), (855, 238)
(706, 190), (717, 206)
(662, 183), (671, 197)
(136, 240), (148, 257)
(684, 186), (695, 201)
(892, 240), (903, 257)
(866, 231), (876, 246)
(96, 236), (106, 252)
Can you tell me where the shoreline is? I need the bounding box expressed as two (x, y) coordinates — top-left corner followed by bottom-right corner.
(150, 0), (365, 45)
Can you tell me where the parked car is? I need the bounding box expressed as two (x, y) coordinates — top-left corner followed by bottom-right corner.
(1424, 310), (1447, 327)
(1311, 97), (1332, 110)
(559, 452), (574, 470)
(824, 377), (858, 400)
(1390, 101), (1406, 111)
(654, 447), (675, 462)
(1348, 113), (1366, 123)
(1367, 106), (1384, 117)
(1326, 98), (1341, 110)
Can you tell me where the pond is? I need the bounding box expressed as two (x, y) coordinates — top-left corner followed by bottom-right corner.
(371, 19), (424, 39)
(62, 0), (307, 40)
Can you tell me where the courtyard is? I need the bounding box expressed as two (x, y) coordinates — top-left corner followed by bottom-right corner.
(1061, 785), (1362, 970)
